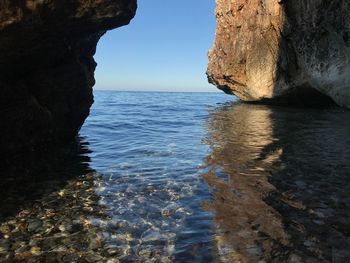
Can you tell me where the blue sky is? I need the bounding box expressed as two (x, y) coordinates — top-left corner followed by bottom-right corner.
(94, 0), (218, 92)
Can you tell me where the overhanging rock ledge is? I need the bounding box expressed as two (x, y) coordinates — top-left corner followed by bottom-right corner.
(0, 0), (137, 159)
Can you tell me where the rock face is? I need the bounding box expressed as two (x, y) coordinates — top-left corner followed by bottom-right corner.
(207, 0), (350, 108)
(0, 0), (136, 159)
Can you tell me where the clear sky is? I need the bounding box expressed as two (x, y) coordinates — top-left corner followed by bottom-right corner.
(94, 0), (218, 92)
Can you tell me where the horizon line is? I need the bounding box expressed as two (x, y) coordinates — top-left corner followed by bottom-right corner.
(94, 88), (222, 93)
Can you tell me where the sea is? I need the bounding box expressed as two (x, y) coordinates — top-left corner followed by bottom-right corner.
(1, 90), (350, 262)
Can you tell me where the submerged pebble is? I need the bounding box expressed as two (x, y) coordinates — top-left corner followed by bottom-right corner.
(27, 220), (43, 233)
(62, 254), (78, 262)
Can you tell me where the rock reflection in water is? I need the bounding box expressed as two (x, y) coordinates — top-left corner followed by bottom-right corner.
(203, 102), (350, 262)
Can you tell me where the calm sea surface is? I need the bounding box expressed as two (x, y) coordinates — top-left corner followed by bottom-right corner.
(1, 91), (350, 262)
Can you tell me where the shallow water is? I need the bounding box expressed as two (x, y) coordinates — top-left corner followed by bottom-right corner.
(0, 91), (350, 262)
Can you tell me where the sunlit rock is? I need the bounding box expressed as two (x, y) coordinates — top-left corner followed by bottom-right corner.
(208, 0), (350, 108)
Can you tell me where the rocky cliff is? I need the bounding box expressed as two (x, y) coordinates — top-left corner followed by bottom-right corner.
(207, 0), (350, 108)
(0, 0), (136, 159)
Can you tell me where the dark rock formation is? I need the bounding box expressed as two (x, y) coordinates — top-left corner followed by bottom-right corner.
(207, 0), (350, 108)
(0, 0), (136, 160)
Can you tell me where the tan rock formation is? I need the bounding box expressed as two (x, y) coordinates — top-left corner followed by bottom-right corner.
(207, 0), (350, 108)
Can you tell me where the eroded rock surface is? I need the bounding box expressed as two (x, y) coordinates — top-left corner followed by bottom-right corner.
(207, 0), (350, 108)
(0, 0), (136, 159)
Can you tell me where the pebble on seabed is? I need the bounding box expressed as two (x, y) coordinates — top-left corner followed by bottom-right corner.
(0, 174), (118, 263)
(0, 171), (190, 262)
